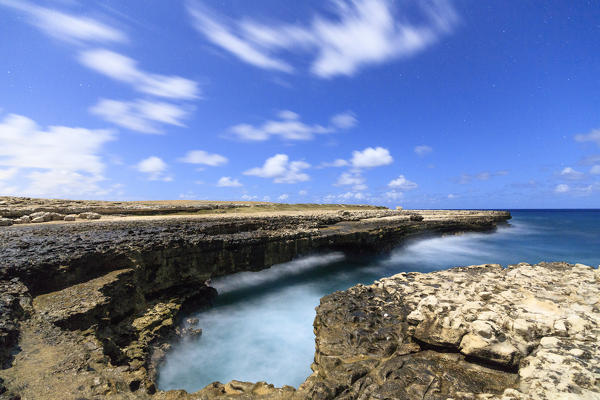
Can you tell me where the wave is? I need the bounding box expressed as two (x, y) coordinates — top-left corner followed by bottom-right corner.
(212, 252), (346, 294)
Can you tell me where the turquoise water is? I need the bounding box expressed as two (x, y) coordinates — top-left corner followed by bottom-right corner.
(157, 210), (600, 392)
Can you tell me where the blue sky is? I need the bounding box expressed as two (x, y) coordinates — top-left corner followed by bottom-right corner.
(0, 0), (599, 208)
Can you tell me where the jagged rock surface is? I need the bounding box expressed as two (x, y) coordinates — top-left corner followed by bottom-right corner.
(0, 204), (513, 399)
(305, 262), (600, 400)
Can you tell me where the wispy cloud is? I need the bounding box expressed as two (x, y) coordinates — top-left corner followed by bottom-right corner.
(0, 113), (115, 197)
(90, 98), (189, 134)
(384, 190), (403, 201)
(388, 175), (418, 190)
(330, 112), (357, 129)
(559, 167), (584, 180)
(579, 154), (600, 166)
(179, 150), (228, 166)
(0, 0), (127, 44)
(228, 110), (355, 141)
(244, 154), (310, 183)
(575, 129), (600, 147)
(335, 171), (366, 191)
(318, 159), (350, 168)
(136, 156), (172, 181)
(79, 49), (200, 100)
(187, 3), (293, 73)
(324, 191), (368, 202)
(217, 176), (242, 187)
(414, 145), (433, 156)
(187, 0), (458, 78)
(457, 170), (508, 184)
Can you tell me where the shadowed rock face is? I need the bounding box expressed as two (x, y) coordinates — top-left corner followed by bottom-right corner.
(0, 207), (515, 399)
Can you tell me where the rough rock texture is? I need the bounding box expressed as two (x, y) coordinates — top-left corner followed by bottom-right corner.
(0, 200), (513, 399)
(0, 209), (509, 297)
(0, 197), (383, 219)
(305, 262), (600, 400)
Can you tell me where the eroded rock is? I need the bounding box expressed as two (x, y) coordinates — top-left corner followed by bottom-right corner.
(307, 262), (600, 400)
(0, 218), (12, 227)
(78, 211), (102, 220)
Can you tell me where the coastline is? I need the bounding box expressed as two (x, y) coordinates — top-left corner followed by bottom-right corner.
(0, 198), (512, 399)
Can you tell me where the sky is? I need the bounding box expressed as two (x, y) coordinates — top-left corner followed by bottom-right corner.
(0, 0), (599, 208)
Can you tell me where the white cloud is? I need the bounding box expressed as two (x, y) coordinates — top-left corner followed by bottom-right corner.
(384, 190), (403, 200)
(336, 171), (365, 188)
(298, 190), (308, 196)
(559, 167), (584, 180)
(458, 170), (508, 184)
(188, 3), (294, 73)
(324, 191), (368, 203)
(388, 175), (418, 190)
(0, 0), (127, 44)
(575, 129), (600, 147)
(90, 98), (188, 134)
(351, 146), (393, 168)
(414, 145), (433, 156)
(447, 193), (457, 199)
(188, 0), (457, 78)
(229, 110), (354, 141)
(554, 184), (569, 193)
(278, 110), (300, 120)
(319, 159), (349, 168)
(0, 168), (18, 181)
(476, 172), (491, 181)
(244, 154), (310, 183)
(179, 150), (228, 166)
(278, 194), (289, 201)
(580, 155), (600, 166)
(590, 165), (600, 175)
(136, 156), (172, 181)
(217, 176), (242, 187)
(79, 49), (199, 100)
(330, 112), (357, 129)
(241, 194), (257, 201)
(0, 113), (115, 197)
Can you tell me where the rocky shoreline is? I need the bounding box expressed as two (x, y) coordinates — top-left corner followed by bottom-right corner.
(1, 198), (556, 399)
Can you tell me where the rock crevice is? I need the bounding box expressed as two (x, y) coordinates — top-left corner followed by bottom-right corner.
(0, 206), (516, 399)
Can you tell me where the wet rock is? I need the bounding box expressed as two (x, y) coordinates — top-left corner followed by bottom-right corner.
(0, 201), (514, 399)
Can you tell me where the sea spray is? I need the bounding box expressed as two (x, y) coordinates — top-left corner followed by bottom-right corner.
(158, 210), (600, 392)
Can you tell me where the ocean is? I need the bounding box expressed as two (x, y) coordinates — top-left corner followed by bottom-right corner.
(157, 210), (600, 392)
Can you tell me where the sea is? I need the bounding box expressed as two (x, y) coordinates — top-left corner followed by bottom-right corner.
(157, 209), (600, 392)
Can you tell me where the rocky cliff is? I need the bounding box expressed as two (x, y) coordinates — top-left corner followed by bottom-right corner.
(0, 200), (516, 399)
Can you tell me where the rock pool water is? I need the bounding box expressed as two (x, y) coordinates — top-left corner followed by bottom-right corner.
(157, 210), (600, 392)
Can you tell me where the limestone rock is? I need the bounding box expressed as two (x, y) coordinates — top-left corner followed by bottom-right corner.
(28, 211), (64, 222)
(64, 214), (77, 221)
(78, 212), (101, 220)
(13, 215), (30, 224)
(0, 205), (513, 399)
(307, 262), (600, 400)
(0, 218), (12, 226)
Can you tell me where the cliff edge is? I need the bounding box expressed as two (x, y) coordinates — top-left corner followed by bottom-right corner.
(0, 198), (514, 399)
